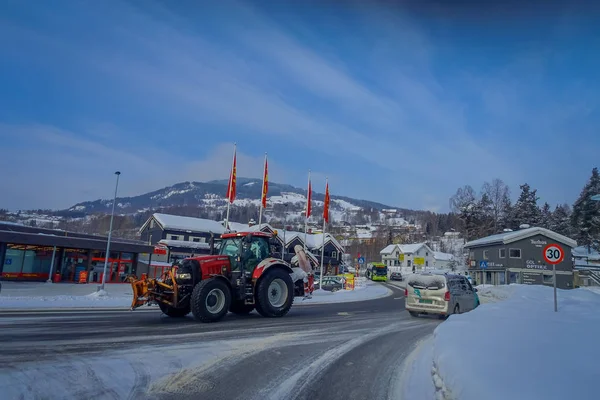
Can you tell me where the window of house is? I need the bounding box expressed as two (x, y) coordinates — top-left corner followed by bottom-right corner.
(499, 249), (506, 258)
(543, 274), (554, 284)
(483, 250), (489, 260)
(469, 251), (475, 259)
(331, 251), (337, 259)
(150, 220), (155, 228)
(426, 261), (429, 267)
(426, 252), (429, 256)
(192, 238), (200, 243)
(509, 248), (521, 259)
(170, 235), (179, 241)
(407, 260), (412, 267)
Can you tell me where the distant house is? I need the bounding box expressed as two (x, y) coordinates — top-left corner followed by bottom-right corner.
(464, 227), (577, 289)
(433, 251), (455, 269)
(379, 243), (435, 274)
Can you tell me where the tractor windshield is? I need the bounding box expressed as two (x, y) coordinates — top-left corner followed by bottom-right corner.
(219, 238), (243, 257)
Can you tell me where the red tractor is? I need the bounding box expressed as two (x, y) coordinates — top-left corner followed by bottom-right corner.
(129, 231), (307, 322)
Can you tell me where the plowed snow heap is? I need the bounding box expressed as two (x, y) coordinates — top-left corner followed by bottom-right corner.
(129, 231), (310, 322)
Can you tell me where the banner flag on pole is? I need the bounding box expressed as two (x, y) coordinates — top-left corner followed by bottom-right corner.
(226, 146), (237, 203)
(261, 155), (268, 208)
(323, 180), (330, 224)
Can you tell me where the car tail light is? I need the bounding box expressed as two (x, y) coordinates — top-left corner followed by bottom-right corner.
(404, 288), (408, 297)
(444, 291), (450, 301)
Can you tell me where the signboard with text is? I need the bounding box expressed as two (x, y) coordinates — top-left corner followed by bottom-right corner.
(414, 257), (425, 265)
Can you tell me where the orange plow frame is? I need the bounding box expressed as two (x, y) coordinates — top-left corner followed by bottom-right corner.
(128, 267), (179, 310)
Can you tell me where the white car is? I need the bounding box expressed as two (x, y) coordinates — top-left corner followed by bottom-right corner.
(404, 272), (480, 318)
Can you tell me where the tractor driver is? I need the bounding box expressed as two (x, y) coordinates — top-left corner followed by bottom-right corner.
(241, 237), (267, 273)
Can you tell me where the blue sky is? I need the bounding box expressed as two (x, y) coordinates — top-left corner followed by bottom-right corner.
(1, 0), (599, 212)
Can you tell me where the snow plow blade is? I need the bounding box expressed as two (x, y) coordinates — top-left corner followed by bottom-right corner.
(127, 267), (179, 310)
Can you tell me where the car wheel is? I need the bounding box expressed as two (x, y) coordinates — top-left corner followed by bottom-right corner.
(409, 311), (419, 317)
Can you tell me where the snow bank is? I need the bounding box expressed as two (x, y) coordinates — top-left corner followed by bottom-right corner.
(296, 280), (391, 305)
(0, 280), (391, 310)
(0, 282), (134, 309)
(431, 284), (600, 400)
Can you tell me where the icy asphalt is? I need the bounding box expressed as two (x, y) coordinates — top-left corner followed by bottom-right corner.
(0, 282), (440, 400)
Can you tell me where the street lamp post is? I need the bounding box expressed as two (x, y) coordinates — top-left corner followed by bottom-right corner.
(99, 171), (121, 292)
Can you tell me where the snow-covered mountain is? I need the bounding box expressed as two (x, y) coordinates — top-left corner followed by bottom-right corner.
(65, 178), (391, 217)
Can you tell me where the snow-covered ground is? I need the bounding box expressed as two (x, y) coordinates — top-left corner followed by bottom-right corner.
(0, 279), (391, 310)
(404, 284), (600, 400)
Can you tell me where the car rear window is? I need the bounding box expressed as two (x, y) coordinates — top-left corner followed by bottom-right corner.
(407, 275), (446, 290)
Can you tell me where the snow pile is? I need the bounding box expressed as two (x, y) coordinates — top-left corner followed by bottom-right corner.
(431, 284), (600, 400)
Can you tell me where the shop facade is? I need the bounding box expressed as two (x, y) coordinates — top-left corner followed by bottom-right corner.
(464, 227), (577, 289)
(0, 222), (153, 283)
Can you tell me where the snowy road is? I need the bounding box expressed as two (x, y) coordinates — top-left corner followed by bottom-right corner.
(0, 283), (441, 400)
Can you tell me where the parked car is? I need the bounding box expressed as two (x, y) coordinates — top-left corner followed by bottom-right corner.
(405, 272), (479, 318)
(319, 276), (344, 292)
(390, 272), (403, 281)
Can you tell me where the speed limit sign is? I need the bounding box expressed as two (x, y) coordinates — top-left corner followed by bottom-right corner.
(543, 243), (564, 265)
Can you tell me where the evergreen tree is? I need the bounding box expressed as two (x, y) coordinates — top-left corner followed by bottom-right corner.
(498, 191), (513, 230)
(550, 204), (572, 237)
(510, 183), (541, 229)
(539, 202), (552, 229)
(571, 167), (600, 250)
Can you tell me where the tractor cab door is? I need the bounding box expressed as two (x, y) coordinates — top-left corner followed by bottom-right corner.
(219, 238), (243, 274)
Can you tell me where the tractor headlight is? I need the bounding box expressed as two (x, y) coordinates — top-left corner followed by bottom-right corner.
(176, 273), (191, 280)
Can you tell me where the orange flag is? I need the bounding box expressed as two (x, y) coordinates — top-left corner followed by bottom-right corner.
(323, 180), (330, 223)
(226, 146), (237, 203)
(261, 155), (268, 208)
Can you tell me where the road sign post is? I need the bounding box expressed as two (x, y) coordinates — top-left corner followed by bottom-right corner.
(543, 243), (564, 312)
(479, 261), (488, 286)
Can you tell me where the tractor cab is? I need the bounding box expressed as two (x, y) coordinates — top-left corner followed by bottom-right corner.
(218, 231), (273, 275)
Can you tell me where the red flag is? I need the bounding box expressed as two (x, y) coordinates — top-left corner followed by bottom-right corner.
(306, 178), (312, 218)
(226, 147), (237, 203)
(323, 181), (330, 223)
(261, 156), (268, 208)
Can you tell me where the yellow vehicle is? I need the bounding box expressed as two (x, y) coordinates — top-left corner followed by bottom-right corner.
(366, 262), (388, 282)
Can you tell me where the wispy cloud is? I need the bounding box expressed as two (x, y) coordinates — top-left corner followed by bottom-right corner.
(1, 0), (598, 211)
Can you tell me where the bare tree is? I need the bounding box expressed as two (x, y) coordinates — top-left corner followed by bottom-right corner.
(481, 179), (511, 233)
(449, 185), (477, 214)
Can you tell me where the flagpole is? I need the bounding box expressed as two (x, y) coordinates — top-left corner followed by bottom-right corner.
(225, 143), (236, 231)
(304, 170), (310, 252)
(320, 178), (328, 282)
(258, 152), (267, 228)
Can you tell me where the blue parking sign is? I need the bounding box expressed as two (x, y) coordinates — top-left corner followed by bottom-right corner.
(4, 258), (12, 265)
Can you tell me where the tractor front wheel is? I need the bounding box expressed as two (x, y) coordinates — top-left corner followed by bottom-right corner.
(158, 302), (190, 318)
(191, 279), (231, 323)
(229, 301), (255, 315)
(255, 268), (294, 318)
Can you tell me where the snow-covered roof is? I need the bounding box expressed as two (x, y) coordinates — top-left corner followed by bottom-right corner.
(141, 213), (226, 235)
(398, 243), (429, 254)
(464, 227), (577, 249)
(380, 244), (397, 255)
(433, 251), (454, 261)
(158, 239), (210, 250)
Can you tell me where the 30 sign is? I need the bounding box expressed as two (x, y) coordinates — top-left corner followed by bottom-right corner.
(543, 244), (564, 265)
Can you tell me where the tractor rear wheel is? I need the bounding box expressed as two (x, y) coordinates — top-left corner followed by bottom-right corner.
(255, 268), (294, 318)
(229, 301), (255, 315)
(191, 278), (231, 323)
(158, 302), (190, 318)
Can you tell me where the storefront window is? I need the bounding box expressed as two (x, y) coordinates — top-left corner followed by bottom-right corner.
(3, 247), (25, 274)
(2, 245), (58, 279)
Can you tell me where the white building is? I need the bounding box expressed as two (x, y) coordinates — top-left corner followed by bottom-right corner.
(379, 242), (435, 274)
(433, 251), (455, 269)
